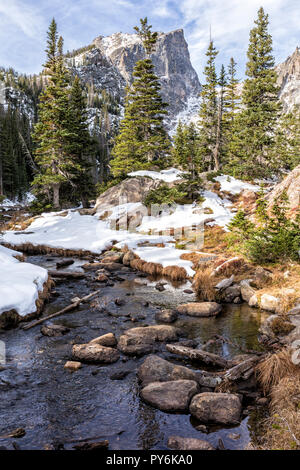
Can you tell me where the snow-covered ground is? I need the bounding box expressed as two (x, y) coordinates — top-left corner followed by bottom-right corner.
(128, 168), (183, 183)
(0, 245), (48, 317)
(1, 171), (256, 304)
(0, 192), (35, 209)
(214, 175), (260, 194)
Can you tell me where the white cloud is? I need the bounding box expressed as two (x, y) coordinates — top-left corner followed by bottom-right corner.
(0, 0), (44, 38)
(178, 0), (300, 78)
(0, 0), (298, 78)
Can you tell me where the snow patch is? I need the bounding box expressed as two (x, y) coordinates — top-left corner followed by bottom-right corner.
(128, 168), (183, 183)
(215, 175), (260, 195)
(0, 245), (48, 317)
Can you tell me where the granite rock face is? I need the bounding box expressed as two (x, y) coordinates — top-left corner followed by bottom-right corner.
(276, 47), (300, 112)
(68, 29), (201, 122)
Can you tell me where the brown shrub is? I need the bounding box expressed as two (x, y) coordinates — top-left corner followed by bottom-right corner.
(142, 262), (163, 276)
(270, 317), (295, 336)
(3, 242), (94, 258)
(130, 259), (146, 271)
(162, 265), (187, 281)
(256, 348), (298, 395)
(192, 265), (216, 301)
(260, 372), (300, 450)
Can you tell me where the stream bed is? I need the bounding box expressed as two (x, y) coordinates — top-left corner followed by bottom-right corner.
(0, 254), (268, 450)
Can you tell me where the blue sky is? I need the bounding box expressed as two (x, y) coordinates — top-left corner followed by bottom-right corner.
(0, 0), (299, 81)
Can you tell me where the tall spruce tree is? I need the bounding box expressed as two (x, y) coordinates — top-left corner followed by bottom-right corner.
(198, 40), (219, 171)
(67, 75), (95, 207)
(213, 64), (227, 169)
(222, 57), (240, 169)
(273, 106), (300, 171)
(228, 7), (281, 178)
(111, 18), (170, 178)
(32, 19), (78, 208)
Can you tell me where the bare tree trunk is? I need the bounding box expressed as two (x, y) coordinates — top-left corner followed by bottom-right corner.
(213, 103), (222, 171)
(53, 183), (60, 209)
(0, 157), (3, 195)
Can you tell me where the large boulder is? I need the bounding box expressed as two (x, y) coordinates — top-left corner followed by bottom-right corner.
(72, 343), (120, 364)
(176, 302), (222, 317)
(138, 355), (198, 386)
(141, 380), (199, 412)
(89, 333), (117, 347)
(260, 294), (279, 313)
(123, 325), (179, 342)
(118, 334), (154, 356)
(155, 309), (178, 323)
(266, 164), (300, 218)
(168, 436), (215, 451)
(118, 325), (179, 356)
(94, 177), (160, 214)
(189, 392), (242, 425)
(240, 280), (256, 303)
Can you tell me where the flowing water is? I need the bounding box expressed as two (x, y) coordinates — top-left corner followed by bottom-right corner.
(0, 255), (267, 450)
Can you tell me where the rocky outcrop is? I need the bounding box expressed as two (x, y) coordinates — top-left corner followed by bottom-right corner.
(276, 47), (300, 112)
(93, 30), (201, 120)
(68, 29), (201, 123)
(266, 164), (300, 218)
(94, 177), (160, 214)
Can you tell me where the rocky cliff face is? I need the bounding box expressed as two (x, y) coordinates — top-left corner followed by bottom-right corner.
(267, 164), (300, 218)
(67, 29), (201, 122)
(276, 47), (300, 112)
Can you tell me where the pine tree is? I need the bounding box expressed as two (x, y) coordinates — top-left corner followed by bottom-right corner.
(32, 19), (77, 208)
(67, 75), (95, 207)
(111, 18), (170, 178)
(213, 64), (227, 169)
(198, 40), (219, 171)
(228, 7), (281, 178)
(274, 106), (300, 171)
(222, 57), (241, 170)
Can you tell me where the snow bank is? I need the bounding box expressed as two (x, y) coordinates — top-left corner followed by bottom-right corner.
(131, 245), (195, 276)
(215, 175), (260, 195)
(0, 245), (48, 317)
(128, 168), (183, 183)
(0, 192), (36, 208)
(137, 191), (233, 233)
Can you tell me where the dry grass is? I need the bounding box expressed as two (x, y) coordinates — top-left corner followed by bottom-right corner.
(256, 348), (300, 449)
(203, 226), (228, 253)
(4, 214), (36, 232)
(162, 265), (187, 281)
(260, 372), (300, 450)
(192, 264), (216, 301)
(130, 259), (146, 270)
(142, 262), (163, 276)
(270, 317), (295, 336)
(3, 242), (95, 258)
(256, 348), (298, 395)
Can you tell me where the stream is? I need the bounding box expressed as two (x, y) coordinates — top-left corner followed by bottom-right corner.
(0, 254), (268, 450)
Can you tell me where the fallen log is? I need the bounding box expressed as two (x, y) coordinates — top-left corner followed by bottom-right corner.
(223, 355), (262, 382)
(22, 290), (100, 330)
(165, 344), (234, 369)
(48, 270), (85, 279)
(56, 259), (74, 269)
